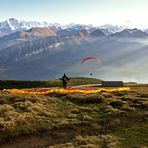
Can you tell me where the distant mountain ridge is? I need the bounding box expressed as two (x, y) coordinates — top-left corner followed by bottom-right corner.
(1, 18), (148, 37)
(112, 28), (148, 38)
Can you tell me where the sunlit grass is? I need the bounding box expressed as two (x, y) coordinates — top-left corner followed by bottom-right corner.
(0, 86), (147, 147)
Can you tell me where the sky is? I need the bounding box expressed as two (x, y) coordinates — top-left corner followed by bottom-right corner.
(0, 0), (148, 28)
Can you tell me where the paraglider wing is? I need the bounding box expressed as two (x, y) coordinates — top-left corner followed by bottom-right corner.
(80, 56), (101, 64)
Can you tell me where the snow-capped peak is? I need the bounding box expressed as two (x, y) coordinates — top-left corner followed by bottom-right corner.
(99, 24), (127, 33)
(61, 23), (93, 30)
(6, 18), (20, 31)
(0, 18), (54, 32)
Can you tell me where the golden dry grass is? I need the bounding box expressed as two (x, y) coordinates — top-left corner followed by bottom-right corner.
(0, 86), (147, 147)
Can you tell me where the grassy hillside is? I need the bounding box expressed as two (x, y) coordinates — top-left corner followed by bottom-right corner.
(0, 77), (102, 89)
(0, 85), (147, 147)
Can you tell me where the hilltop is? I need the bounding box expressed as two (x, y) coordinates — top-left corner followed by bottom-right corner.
(0, 84), (147, 147)
(0, 77), (102, 89)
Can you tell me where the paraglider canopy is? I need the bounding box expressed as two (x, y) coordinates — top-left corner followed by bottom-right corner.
(80, 56), (101, 64)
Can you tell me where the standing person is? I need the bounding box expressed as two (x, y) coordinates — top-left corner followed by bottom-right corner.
(59, 73), (70, 89)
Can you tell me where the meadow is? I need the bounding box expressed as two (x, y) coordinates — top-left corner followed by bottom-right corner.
(0, 80), (147, 148)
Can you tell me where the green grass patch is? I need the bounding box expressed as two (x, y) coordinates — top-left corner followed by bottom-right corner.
(113, 122), (148, 148)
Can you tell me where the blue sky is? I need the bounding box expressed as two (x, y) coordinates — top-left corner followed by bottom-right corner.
(0, 0), (148, 28)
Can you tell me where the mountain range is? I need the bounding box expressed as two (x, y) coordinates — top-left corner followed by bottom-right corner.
(0, 18), (141, 36)
(0, 18), (148, 82)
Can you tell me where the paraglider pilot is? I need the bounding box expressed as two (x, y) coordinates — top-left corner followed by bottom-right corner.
(59, 73), (70, 89)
